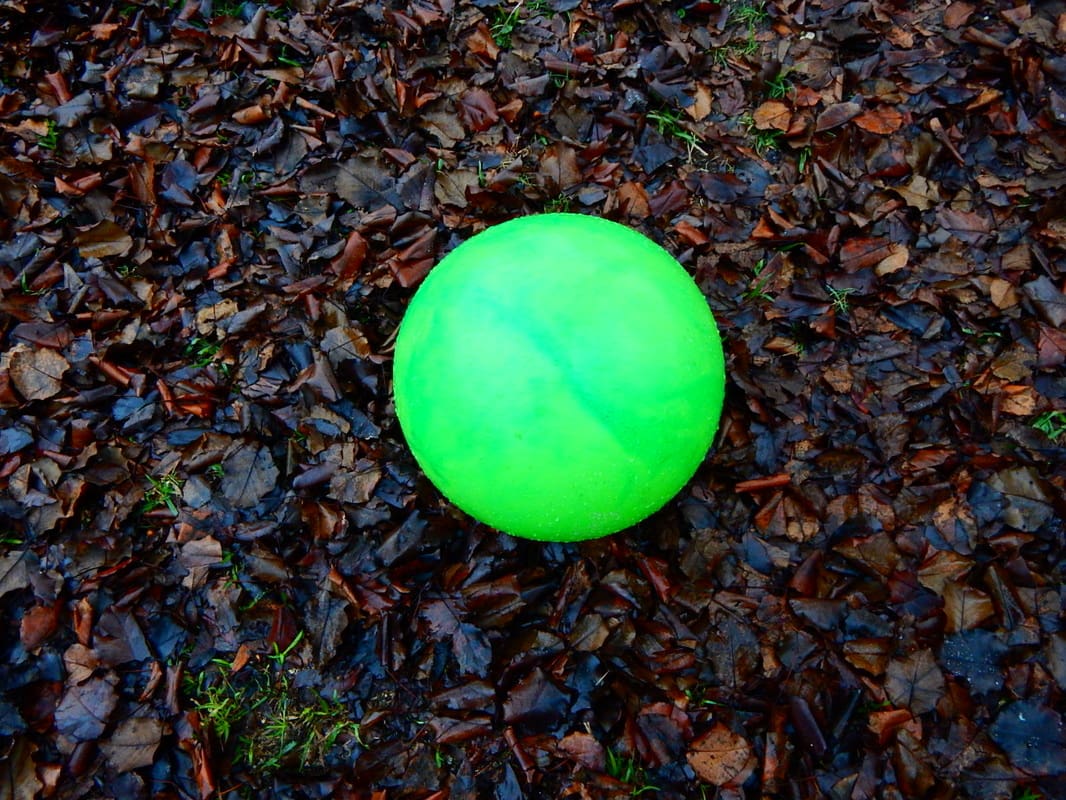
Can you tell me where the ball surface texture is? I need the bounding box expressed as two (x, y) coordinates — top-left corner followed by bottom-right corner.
(393, 213), (725, 542)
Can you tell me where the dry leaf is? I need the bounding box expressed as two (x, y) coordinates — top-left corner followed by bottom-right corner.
(9, 344), (69, 400)
(753, 100), (791, 131)
(101, 717), (165, 772)
(74, 219), (133, 258)
(853, 107), (905, 134)
(687, 724), (757, 787)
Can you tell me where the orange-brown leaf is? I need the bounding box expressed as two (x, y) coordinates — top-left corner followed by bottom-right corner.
(853, 107), (904, 134)
(753, 100), (791, 131)
(686, 724), (756, 787)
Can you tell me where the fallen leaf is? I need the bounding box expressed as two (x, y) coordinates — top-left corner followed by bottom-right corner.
(179, 536), (223, 589)
(753, 101), (791, 131)
(20, 603), (59, 650)
(540, 143), (581, 193)
(222, 444), (279, 508)
(815, 102), (862, 131)
(989, 701), (1066, 776)
(63, 644), (100, 684)
(74, 220), (133, 258)
(944, 2), (975, 28)
(1023, 276), (1066, 327)
(9, 344), (69, 400)
(101, 717), (165, 772)
(458, 88), (499, 133)
(0, 737), (41, 800)
(687, 723), (757, 787)
(936, 207), (992, 244)
(885, 649), (945, 715)
(940, 630), (1007, 693)
(0, 551), (31, 600)
(55, 676), (118, 741)
(942, 582), (996, 633)
(502, 667), (570, 728)
(853, 107), (905, 134)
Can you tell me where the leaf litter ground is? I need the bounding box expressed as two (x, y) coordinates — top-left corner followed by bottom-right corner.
(1, 0), (1065, 798)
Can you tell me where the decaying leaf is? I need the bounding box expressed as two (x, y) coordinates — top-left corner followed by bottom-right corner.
(687, 723), (757, 787)
(8, 344), (69, 400)
(885, 650), (945, 715)
(222, 444), (279, 508)
(101, 717), (165, 772)
(73, 220), (133, 258)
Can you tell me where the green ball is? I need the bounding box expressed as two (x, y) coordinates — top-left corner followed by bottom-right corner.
(393, 213), (725, 542)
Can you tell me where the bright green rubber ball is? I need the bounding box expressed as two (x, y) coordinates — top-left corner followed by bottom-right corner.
(393, 213), (726, 542)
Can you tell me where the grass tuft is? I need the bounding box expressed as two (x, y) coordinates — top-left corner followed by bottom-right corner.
(143, 473), (183, 515)
(1032, 411), (1066, 443)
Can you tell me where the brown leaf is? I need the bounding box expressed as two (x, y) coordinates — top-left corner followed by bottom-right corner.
(328, 459), (382, 505)
(892, 175), (939, 210)
(753, 100), (791, 131)
(20, 603), (59, 650)
(839, 237), (897, 272)
(434, 168), (479, 208)
(944, 2), (975, 28)
(885, 649), (945, 715)
(943, 582), (996, 633)
(853, 107), (905, 134)
(465, 22), (500, 62)
(842, 638), (892, 675)
(1037, 324), (1066, 368)
(179, 536), (223, 589)
(502, 668), (570, 728)
(63, 644), (101, 684)
(868, 708), (919, 746)
(73, 219), (132, 258)
(101, 717), (165, 772)
(815, 102), (862, 132)
(0, 737), (42, 800)
(616, 181), (651, 218)
(9, 344), (69, 400)
(458, 88), (499, 133)
(559, 732), (606, 771)
(936, 207), (992, 244)
(687, 723), (756, 787)
(539, 143), (581, 193)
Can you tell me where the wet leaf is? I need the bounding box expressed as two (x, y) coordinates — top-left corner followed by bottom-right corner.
(940, 630), (1007, 693)
(989, 701), (1066, 776)
(421, 598), (492, 677)
(221, 444), (279, 508)
(885, 649), (945, 715)
(502, 667), (569, 728)
(936, 208), (992, 245)
(20, 603), (59, 650)
(1023, 276), (1066, 327)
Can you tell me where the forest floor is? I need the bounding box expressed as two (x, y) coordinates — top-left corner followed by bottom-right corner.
(1, 0), (1065, 798)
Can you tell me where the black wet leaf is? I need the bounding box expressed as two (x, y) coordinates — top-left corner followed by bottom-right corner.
(990, 701), (1066, 776)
